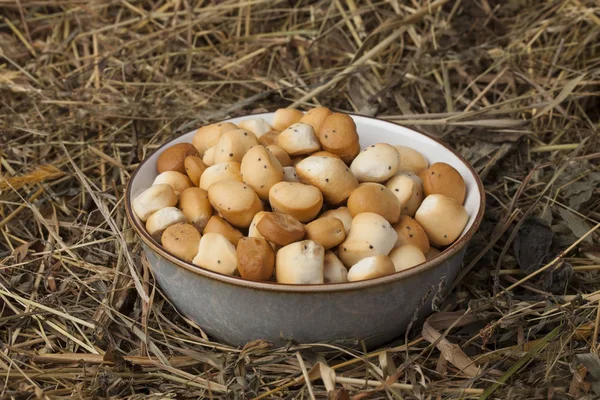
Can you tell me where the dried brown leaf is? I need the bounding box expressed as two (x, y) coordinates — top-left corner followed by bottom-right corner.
(575, 354), (600, 395)
(533, 75), (586, 119)
(559, 208), (593, 244)
(12, 241), (33, 263)
(513, 216), (553, 274)
(319, 362), (336, 393)
(421, 312), (480, 378)
(562, 172), (600, 210)
(330, 388), (350, 400)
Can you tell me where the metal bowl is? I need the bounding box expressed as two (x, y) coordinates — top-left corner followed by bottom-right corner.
(125, 113), (485, 348)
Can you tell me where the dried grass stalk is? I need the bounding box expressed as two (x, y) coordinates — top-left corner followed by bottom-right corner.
(0, 0), (599, 398)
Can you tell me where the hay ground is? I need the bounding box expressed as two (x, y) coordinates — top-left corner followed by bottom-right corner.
(0, 0), (599, 398)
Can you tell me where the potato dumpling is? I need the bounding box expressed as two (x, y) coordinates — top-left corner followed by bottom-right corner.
(273, 108), (304, 131)
(146, 207), (186, 240)
(350, 144), (400, 182)
(236, 237), (275, 281)
(385, 172), (424, 217)
(161, 223), (201, 262)
(389, 245), (426, 272)
(208, 180), (263, 228)
(305, 217), (346, 250)
(240, 145), (284, 200)
(192, 233), (238, 275)
(323, 251), (348, 283)
(256, 212), (305, 246)
(320, 207), (352, 234)
(337, 212), (397, 268)
(199, 162), (242, 191)
(276, 240), (325, 284)
(269, 182), (323, 223)
(183, 155), (207, 186)
(415, 194), (468, 247)
(203, 146), (216, 166)
(179, 187), (212, 231)
(248, 211), (278, 249)
(258, 130), (280, 146)
(394, 145), (428, 174)
(282, 166), (299, 182)
(157, 143), (200, 174)
(203, 215), (243, 246)
(299, 107), (332, 133)
(153, 171), (193, 196)
(237, 118), (272, 138)
(266, 145), (292, 167)
(419, 162), (466, 204)
(213, 129), (258, 164)
(132, 184), (177, 222)
(277, 123), (321, 155)
(347, 183), (401, 224)
(317, 113), (360, 164)
(295, 156), (358, 204)
(393, 215), (430, 254)
(192, 122), (237, 156)
(347, 255), (395, 282)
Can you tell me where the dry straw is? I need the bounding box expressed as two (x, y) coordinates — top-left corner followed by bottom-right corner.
(0, 0), (599, 398)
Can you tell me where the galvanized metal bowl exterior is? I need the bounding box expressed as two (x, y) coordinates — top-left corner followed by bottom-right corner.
(125, 113), (485, 348)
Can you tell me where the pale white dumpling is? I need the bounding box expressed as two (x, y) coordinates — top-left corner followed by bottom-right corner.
(337, 212), (397, 267)
(350, 143), (400, 182)
(414, 194), (468, 247)
(385, 172), (424, 217)
(192, 233), (238, 275)
(277, 123), (321, 155)
(276, 240), (325, 284)
(132, 184), (177, 222)
(389, 245), (426, 272)
(282, 166), (300, 182)
(152, 171), (193, 195)
(145, 207), (186, 240)
(238, 118), (273, 138)
(347, 255), (395, 282)
(323, 251), (348, 283)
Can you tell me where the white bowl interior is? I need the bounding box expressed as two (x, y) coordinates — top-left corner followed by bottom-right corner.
(131, 113), (481, 244)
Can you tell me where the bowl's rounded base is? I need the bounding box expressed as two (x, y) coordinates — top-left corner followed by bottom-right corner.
(144, 243), (464, 348)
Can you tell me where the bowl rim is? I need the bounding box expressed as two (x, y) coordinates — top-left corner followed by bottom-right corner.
(124, 113), (485, 293)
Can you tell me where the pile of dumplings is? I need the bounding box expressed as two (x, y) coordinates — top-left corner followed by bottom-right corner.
(132, 108), (470, 284)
